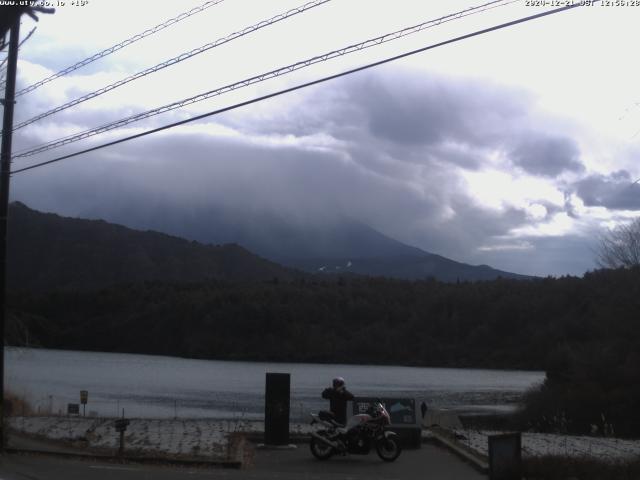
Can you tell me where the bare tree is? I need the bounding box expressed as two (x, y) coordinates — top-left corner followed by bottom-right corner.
(597, 218), (640, 269)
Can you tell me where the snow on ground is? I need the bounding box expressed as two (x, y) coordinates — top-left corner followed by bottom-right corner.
(7, 416), (314, 460)
(9, 417), (234, 459)
(13, 416), (639, 464)
(454, 430), (640, 462)
(230, 420), (314, 436)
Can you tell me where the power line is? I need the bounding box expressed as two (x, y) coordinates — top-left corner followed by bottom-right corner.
(11, 2), (587, 175)
(0, 27), (36, 82)
(18, 26), (37, 49)
(11, 0), (331, 132)
(12, 0), (516, 159)
(8, 0), (226, 97)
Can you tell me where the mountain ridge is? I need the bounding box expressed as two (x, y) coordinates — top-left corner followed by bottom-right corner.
(284, 254), (530, 281)
(7, 201), (299, 291)
(8, 202), (530, 290)
(74, 201), (531, 281)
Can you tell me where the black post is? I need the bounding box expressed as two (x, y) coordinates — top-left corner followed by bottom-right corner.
(0, 16), (21, 452)
(118, 430), (125, 457)
(264, 373), (290, 445)
(115, 409), (129, 458)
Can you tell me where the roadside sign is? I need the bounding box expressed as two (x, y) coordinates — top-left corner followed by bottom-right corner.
(115, 418), (130, 432)
(353, 397), (417, 425)
(80, 390), (88, 404)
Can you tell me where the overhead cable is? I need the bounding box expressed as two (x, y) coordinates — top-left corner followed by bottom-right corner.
(13, 0), (516, 158)
(0, 27), (36, 81)
(11, 2), (587, 175)
(11, 0), (226, 97)
(11, 0), (331, 131)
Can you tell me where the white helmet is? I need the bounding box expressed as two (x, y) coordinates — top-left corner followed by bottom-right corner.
(332, 377), (345, 388)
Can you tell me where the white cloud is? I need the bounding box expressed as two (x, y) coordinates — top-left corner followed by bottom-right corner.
(477, 240), (534, 252)
(526, 203), (548, 221)
(509, 212), (576, 238)
(461, 169), (565, 212)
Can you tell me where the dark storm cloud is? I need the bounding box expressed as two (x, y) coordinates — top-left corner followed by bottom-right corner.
(12, 132), (432, 225)
(342, 73), (586, 179)
(13, 126), (518, 257)
(11, 68), (594, 276)
(402, 199), (530, 261)
(510, 136), (584, 177)
(346, 74), (529, 149)
(359, 77), (459, 146)
(223, 71), (584, 178)
(573, 170), (640, 210)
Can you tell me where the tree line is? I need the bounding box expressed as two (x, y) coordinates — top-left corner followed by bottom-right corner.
(8, 267), (640, 436)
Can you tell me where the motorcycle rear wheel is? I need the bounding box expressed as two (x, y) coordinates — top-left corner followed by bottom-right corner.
(310, 437), (334, 460)
(376, 437), (401, 462)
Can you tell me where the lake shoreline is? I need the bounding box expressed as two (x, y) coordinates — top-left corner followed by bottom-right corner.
(6, 345), (546, 373)
(6, 347), (544, 420)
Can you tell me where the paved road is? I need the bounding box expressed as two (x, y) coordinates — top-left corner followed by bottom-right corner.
(0, 443), (486, 479)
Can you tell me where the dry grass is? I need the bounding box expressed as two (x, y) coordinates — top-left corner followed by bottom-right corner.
(227, 432), (254, 467)
(3, 390), (34, 416)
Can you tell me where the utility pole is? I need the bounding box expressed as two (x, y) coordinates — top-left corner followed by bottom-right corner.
(0, 15), (21, 452)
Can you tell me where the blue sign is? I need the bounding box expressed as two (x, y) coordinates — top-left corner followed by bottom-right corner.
(352, 397), (417, 426)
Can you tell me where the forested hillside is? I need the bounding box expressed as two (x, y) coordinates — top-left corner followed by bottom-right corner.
(7, 202), (299, 290)
(9, 268), (638, 369)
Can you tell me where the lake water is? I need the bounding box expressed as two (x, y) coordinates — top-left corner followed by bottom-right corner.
(5, 347), (544, 420)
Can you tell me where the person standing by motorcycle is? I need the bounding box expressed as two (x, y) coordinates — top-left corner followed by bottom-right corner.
(322, 377), (354, 425)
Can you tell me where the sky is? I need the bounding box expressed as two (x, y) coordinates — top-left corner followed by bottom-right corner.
(2, 0), (640, 277)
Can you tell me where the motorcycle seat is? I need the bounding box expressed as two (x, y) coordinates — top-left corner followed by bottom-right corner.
(318, 410), (344, 427)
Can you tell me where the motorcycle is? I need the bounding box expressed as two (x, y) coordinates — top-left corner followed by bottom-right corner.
(309, 400), (402, 462)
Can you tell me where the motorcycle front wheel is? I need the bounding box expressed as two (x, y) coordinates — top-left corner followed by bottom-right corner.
(309, 437), (334, 460)
(376, 436), (402, 462)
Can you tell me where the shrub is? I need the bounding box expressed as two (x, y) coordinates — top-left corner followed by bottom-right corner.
(4, 391), (33, 416)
